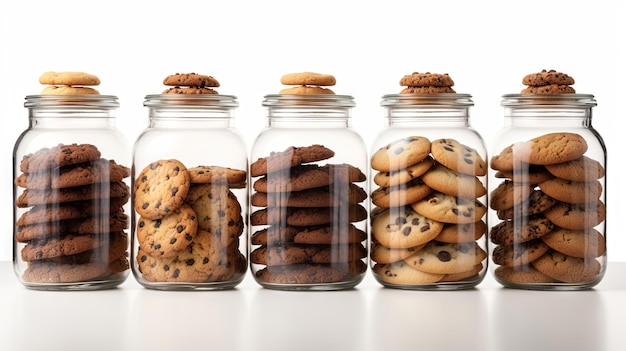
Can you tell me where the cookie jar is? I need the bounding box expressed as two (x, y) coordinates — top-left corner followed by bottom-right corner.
(488, 93), (606, 290)
(13, 94), (132, 290)
(369, 93), (489, 290)
(249, 94), (369, 290)
(131, 94), (248, 290)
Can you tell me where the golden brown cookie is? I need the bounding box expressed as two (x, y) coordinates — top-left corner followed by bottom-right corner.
(370, 136), (431, 172)
(39, 71), (101, 86)
(531, 251), (601, 283)
(279, 86), (335, 95)
(133, 159), (190, 220)
(544, 156), (605, 182)
(280, 72), (336, 86)
(40, 86), (100, 95)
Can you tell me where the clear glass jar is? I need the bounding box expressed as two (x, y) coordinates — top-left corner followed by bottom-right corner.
(13, 95), (131, 290)
(131, 94), (248, 290)
(370, 94), (488, 290)
(249, 94), (368, 290)
(489, 94), (606, 290)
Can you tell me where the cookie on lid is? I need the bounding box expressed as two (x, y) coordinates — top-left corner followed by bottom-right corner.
(521, 69), (576, 94)
(38, 71), (101, 95)
(399, 72), (456, 94)
(279, 72), (336, 94)
(162, 72), (220, 94)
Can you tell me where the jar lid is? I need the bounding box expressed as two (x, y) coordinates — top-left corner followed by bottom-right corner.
(143, 94), (239, 108)
(501, 94), (597, 107)
(381, 93), (473, 107)
(262, 94), (355, 108)
(24, 95), (119, 109)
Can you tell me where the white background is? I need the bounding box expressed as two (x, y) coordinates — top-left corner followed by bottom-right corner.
(1, 0), (624, 262)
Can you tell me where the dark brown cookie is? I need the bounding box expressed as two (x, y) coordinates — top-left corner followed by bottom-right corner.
(531, 250), (601, 283)
(15, 212), (129, 242)
(16, 198), (126, 226)
(399, 72), (455, 87)
(133, 159), (190, 220)
(19, 143), (101, 173)
(250, 205), (367, 227)
(22, 261), (110, 283)
(544, 155), (605, 182)
(492, 239), (550, 267)
(16, 181), (130, 207)
(163, 73), (220, 87)
(21, 234), (106, 261)
(251, 183), (367, 208)
(522, 69), (575, 87)
(255, 262), (366, 284)
(252, 164), (332, 193)
(15, 159), (129, 189)
(496, 189), (558, 220)
(489, 216), (555, 246)
(521, 85), (576, 95)
(251, 224), (366, 246)
(187, 165), (247, 186)
(250, 144), (335, 177)
(162, 87), (218, 94)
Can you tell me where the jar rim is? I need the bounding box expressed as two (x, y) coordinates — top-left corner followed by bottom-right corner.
(381, 93), (474, 107)
(24, 95), (119, 108)
(144, 94), (238, 108)
(262, 94), (355, 108)
(501, 94), (597, 107)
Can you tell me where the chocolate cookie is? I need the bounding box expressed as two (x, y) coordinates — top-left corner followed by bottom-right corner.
(494, 165), (554, 184)
(434, 220), (487, 244)
(187, 165), (247, 187)
(373, 156), (434, 187)
(16, 199), (126, 226)
(370, 243), (426, 264)
(23, 261), (110, 283)
(136, 203), (198, 258)
(251, 224), (366, 245)
(541, 228), (606, 258)
(400, 72), (455, 87)
(400, 86), (456, 94)
(371, 206), (444, 249)
(491, 239), (550, 267)
(531, 251), (601, 283)
(420, 163), (486, 198)
(162, 87), (218, 94)
(251, 244), (366, 266)
(16, 181), (130, 207)
(19, 143), (101, 173)
(163, 73), (220, 87)
(494, 265), (556, 284)
(251, 205), (367, 227)
(403, 241), (487, 275)
(15, 159), (129, 189)
(544, 156), (605, 182)
(134, 159), (190, 220)
(496, 189), (558, 220)
(21, 234), (106, 261)
(430, 138), (487, 176)
(251, 183), (366, 208)
(522, 69), (575, 87)
(373, 261), (444, 284)
(488, 180), (534, 211)
(543, 201), (606, 230)
(411, 192), (487, 224)
(539, 178), (603, 204)
(255, 262), (365, 285)
(489, 216), (555, 246)
(370, 136), (431, 172)
(371, 178), (433, 208)
(250, 144), (335, 177)
(16, 212), (129, 242)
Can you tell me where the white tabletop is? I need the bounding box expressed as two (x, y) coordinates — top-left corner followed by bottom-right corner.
(1, 260), (625, 351)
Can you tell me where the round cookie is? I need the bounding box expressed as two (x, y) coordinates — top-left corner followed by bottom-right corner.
(39, 71), (101, 86)
(489, 217), (555, 246)
(430, 138), (487, 176)
(251, 183), (366, 208)
(370, 243), (426, 264)
(371, 178), (433, 208)
(491, 239), (550, 267)
(434, 220), (487, 244)
(250, 226), (299, 245)
(280, 72), (336, 86)
(23, 261), (109, 283)
(496, 189), (558, 220)
(494, 265), (556, 284)
(162, 87), (218, 95)
(531, 251), (602, 283)
(292, 224), (367, 245)
(184, 184), (243, 245)
(525, 132), (588, 166)
(20, 143), (102, 173)
(370, 136), (431, 172)
(373, 261), (444, 285)
(544, 156), (605, 182)
(439, 263), (483, 282)
(15, 181), (130, 208)
(494, 165), (554, 184)
(255, 263), (361, 285)
(371, 206), (444, 249)
(541, 228), (605, 258)
(420, 163), (486, 198)
(21, 234), (106, 261)
(279, 86), (335, 95)
(403, 241), (487, 275)
(373, 156), (434, 187)
(521, 85), (576, 95)
(522, 69), (575, 87)
(489, 180), (534, 211)
(41, 86), (100, 95)
(411, 192), (487, 224)
(134, 159), (190, 220)
(543, 201), (606, 230)
(399, 72), (455, 87)
(187, 165), (247, 186)
(136, 203), (198, 259)
(538, 178), (603, 204)
(250, 144), (335, 177)
(163, 73), (220, 87)
(400, 86), (456, 94)
(15, 159), (129, 189)
(250, 205), (367, 227)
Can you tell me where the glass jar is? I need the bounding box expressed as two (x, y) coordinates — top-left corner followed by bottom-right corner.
(13, 95), (131, 290)
(370, 94), (488, 290)
(249, 94), (368, 290)
(489, 94), (606, 290)
(131, 94), (248, 290)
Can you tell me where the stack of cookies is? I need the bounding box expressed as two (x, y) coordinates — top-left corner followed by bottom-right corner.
(39, 71), (101, 95)
(520, 69), (576, 94)
(490, 131), (606, 284)
(134, 159), (247, 284)
(399, 72), (456, 94)
(279, 72), (336, 95)
(370, 136), (488, 285)
(15, 143), (131, 284)
(162, 72), (220, 94)
(249, 144), (369, 285)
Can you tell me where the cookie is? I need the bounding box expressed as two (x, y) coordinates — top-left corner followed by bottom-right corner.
(430, 138), (487, 176)
(251, 224), (366, 245)
(496, 189), (558, 220)
(373, 261), (444, 285)
(162, 87), (218, 94)
(526, 132), (588, 165)
(22, 261), (110, 283)
(21, 234), (106, 261)
(371, 178), (433, 208)
(136, 203), (198, 258)
(252, 165), (331, 193)
(371, 206), (444, 249)
(279, 86), (335, 95)
(538, 178), (603, 204)
(48, 232), (128, 265)
(134, 159), (190, 220)
(15, 213), (129, 242)
(280, 72), (336, 86)
(187, 165), (247, 187)
(411, 192), (487, 224)
(434, 220), (487, 244)
(251, 205), (367, 227)
(250, 226), (299, 245)
(163, 73), (220, 87)
(373, 156), (434, 187)
(400, 72), (455, 87)
(544, 156), (605, 182)
(400, 86), (456, 94)
(489, 217), (555, 246)
(543, 201), (606, 230)
(19, 143), (101, 173)
(251, 183), (366, 208)
(403, 241), (487, 275)
(370, 136), (431, 172)
(491, 239), (550, 267)
(16, 181), (130, 207)
(531, 251), (601, 283)
(370, 243), (426, 264)
(15, 159), (129, 189)
(420, 163), (486, 198)
(494, 265), (556, 284)
(521, 85), (576, 95)
(250, 144), (335, 177)
(488, 180), (534, 211)
(541, 228), (605, 258)
(494, 165), (554, 184)
(39, 71), (101, 86)
(251, 244), (365, 265)
(184, 184), (244, 245)
(255, 263), (362, 285)
(40, 86), (100, 95)
(16, 199), (126, 226)
(522, 70), (575, 87)
(439, 263), (483, 282)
